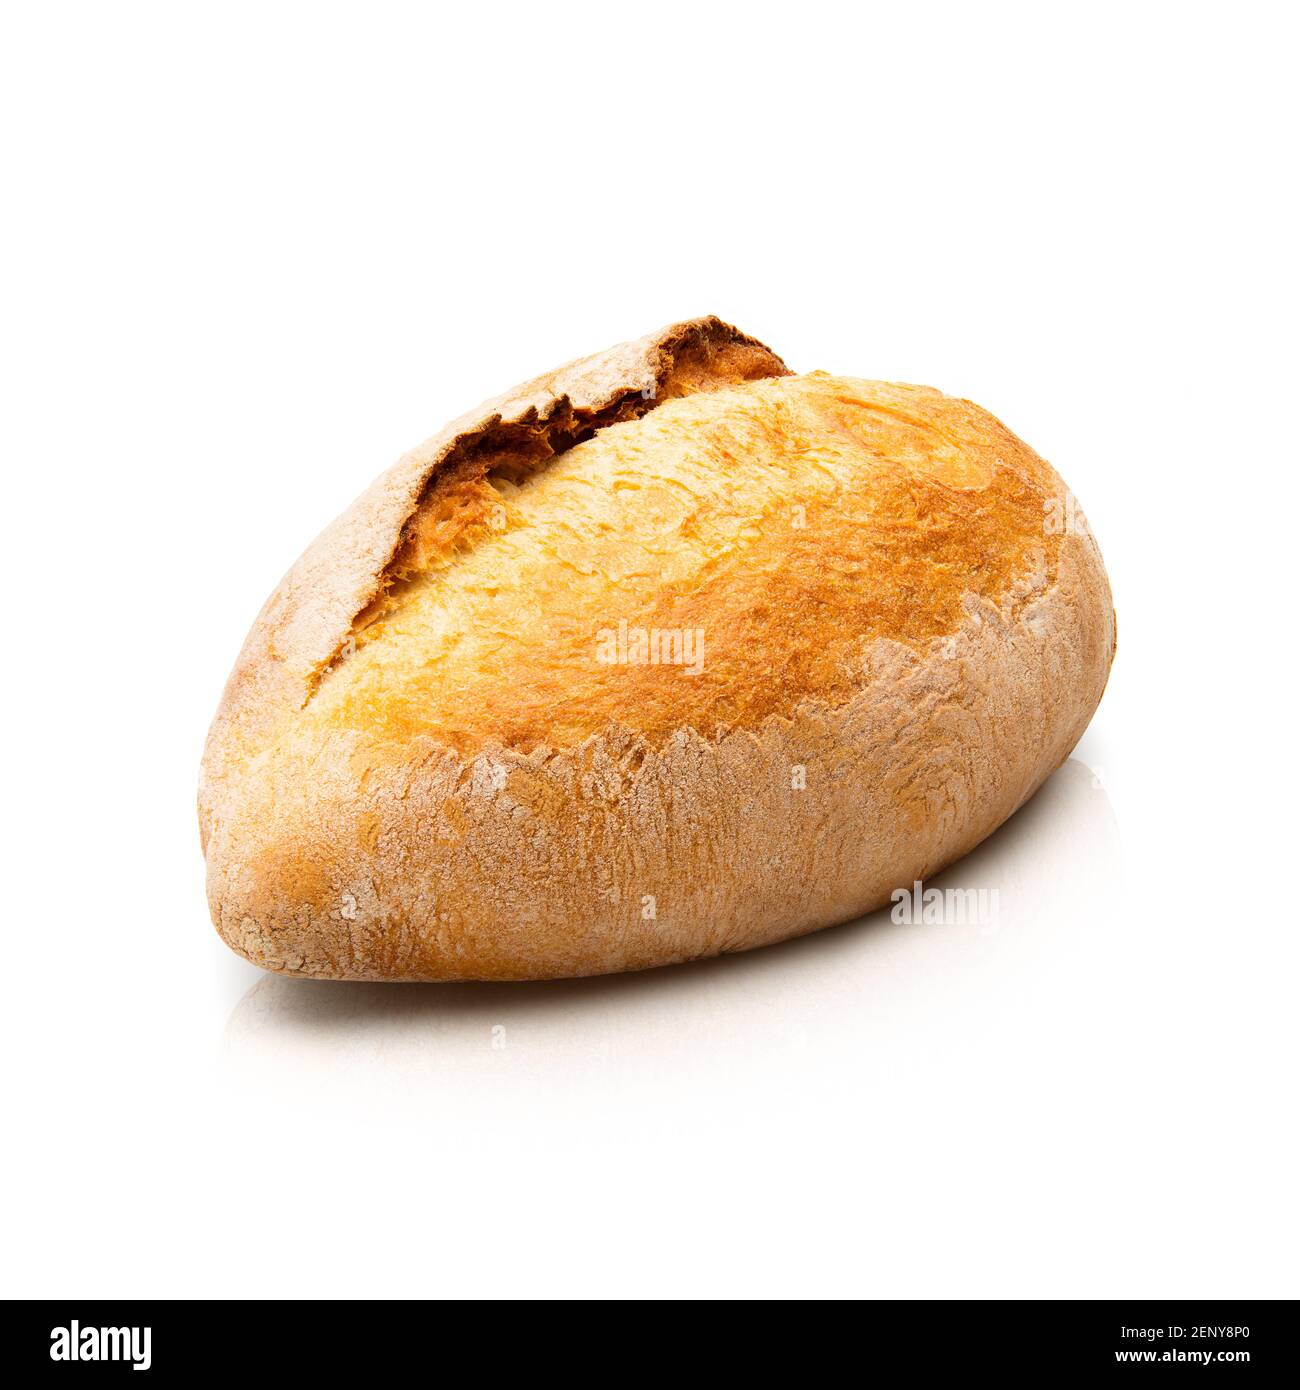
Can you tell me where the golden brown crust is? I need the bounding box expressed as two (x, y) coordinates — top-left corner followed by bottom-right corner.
(200, 320), (1115, 981)
(313, 374), (1066, 756)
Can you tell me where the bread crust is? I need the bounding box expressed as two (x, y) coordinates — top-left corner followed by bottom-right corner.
(200, 319), (1114, 981)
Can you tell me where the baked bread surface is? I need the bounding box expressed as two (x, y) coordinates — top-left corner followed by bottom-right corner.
(201, 317), (1114, 980)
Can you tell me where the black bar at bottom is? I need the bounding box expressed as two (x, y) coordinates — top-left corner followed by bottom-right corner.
(1, 1299), (1283, 1375)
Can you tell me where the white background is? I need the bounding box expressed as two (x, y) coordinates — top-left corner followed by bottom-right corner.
(2, 1), (1296, 1298)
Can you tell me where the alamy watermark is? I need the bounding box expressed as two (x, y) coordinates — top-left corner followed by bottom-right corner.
(50, 1322), (151, 1370)
(596, 619), (705, 675)
(1043, 491), (1090, 536)
(890, 879), (999, 927)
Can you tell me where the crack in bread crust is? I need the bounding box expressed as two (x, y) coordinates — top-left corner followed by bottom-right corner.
(319, 337), (786, 692)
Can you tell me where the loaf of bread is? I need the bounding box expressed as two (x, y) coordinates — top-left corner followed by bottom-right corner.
(200, 316), (1115, 980)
